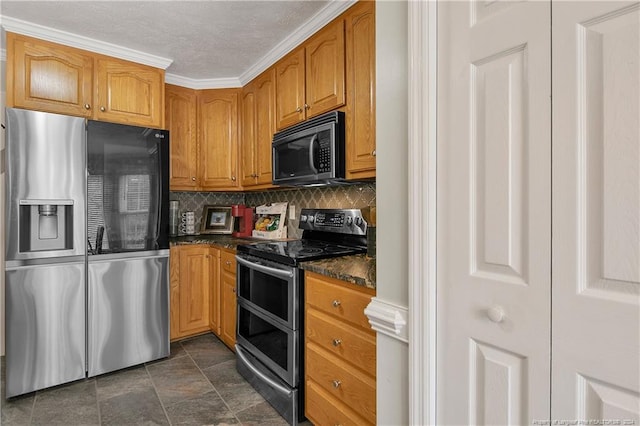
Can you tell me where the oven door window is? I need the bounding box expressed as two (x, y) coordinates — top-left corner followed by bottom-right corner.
(237, 303), (297, 386)
(237, 260), (296, 328)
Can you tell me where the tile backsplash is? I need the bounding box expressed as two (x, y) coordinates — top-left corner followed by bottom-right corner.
(171, 182), (376, 239)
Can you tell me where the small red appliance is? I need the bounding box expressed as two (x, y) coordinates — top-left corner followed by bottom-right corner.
(232, 204), (254, 238)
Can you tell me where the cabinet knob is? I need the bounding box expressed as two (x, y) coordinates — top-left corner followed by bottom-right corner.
(226, 260), (231, 266)
(332, 338), (342, 347)
(84, 104), (91, 110)
(232, 288), (236, 293)
(332, 379), (342, 389)
(487, 305), (506, 323)
(191, 177), (196, 181)
(296, 107), (303, 113)
(332, 300), (341, 308)
(231, 176), (237, 181)
(100, 106), (106, 112)
(304, 104), (310, 110)
(372, 150), (377, 157)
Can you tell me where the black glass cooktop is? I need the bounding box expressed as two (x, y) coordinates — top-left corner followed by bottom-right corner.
(237, 239), (366, 266)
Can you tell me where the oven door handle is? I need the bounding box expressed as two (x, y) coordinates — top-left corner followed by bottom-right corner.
(236, 256), (294, 279)
(235, 344), (293, 397)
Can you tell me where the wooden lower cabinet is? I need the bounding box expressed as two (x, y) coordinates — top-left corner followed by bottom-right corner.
(304, 271), (376, 425)
(220, 249), (238, 349)
(170, 245), (236, 351)
(170, 245), (213, 340)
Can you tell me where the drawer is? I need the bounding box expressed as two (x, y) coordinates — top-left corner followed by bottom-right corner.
(306, 307), (376, 377)
(306, 379), (372, 426)
(221, 249), (236, 274)
(306, 342), (376, 424)
(305, 271), (374, 331)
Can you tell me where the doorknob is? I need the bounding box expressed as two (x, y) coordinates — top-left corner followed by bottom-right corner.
(487, 305), (506, 323)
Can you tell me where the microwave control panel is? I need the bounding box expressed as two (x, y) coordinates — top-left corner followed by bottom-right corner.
(317, 136), (332, 173)
(299, 208), (367, 235)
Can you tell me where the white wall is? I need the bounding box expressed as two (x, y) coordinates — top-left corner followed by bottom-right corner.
(376, 1), (409, 423)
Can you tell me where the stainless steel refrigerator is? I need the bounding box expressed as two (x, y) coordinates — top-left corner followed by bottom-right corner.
(5, 108), (170, 398)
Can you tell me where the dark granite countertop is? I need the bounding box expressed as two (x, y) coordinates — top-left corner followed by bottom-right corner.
(300, 254), (376, 290)
(169, 234), (264, 251)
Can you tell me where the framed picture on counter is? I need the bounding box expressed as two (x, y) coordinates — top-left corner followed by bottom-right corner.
(200, 205), (233, 234)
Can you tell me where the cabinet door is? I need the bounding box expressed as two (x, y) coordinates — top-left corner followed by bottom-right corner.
(254, 68), (277, 186)
(7, 33), (94, 117)
(170, 247), (180, 340)
(198, 89), (240, 190)
(240, 83), (258, 186)
(220, 270), (237, 350)
(275, 48), (306, 130)
(177, 246), (211, 337)
(208, 248), (221, 335)
(95, 56), (164, 128)
(166, 84), (199, 190)
(345, 1), (376, 179)
(305, 19), (346, 118)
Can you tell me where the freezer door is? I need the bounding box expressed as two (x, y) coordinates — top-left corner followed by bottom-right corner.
(87, 252), (169, 377)
(5, 260), (86, 398)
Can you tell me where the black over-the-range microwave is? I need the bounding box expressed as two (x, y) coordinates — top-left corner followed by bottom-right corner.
(272, 111), (345, 187)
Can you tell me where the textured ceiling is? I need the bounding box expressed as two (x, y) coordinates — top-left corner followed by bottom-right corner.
(0, 1), (331, 80)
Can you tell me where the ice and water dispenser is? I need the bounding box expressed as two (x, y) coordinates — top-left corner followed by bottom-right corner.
(19, 200), (74, 252)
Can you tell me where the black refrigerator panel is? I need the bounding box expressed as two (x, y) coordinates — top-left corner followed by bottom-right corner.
(87, 121), (169, 254)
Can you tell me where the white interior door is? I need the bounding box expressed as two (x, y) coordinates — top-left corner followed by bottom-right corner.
(552, 1), (640, 421)
(436, 1), (551, 424)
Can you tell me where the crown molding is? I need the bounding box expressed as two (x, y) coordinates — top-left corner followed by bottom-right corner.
(238, 0), (356, 85)
(0, 15), (173, 69)
(165, 73), (242, 90)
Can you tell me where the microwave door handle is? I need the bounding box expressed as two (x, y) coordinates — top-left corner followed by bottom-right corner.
(236, 256), (294, 280)
(308, 134), (318, 174)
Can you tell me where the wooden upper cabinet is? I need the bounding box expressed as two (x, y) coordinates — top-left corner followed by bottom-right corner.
(166, 84), (199, 190)
(95, 56), (164, 128)
(345, 0), (376, 179)
(275, 48), (306, 130)
(305, 19), (346, 118)
(7, 32), (94, 117)
(275, 19), (346, 131)
(198, 89), (239, 190)
(240, 84), (258, 187)
(241, 68), (276, 188)
(6, 33), (165, 128)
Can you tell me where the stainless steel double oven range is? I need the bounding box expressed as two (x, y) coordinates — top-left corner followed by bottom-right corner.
(235, 208), (368, 425)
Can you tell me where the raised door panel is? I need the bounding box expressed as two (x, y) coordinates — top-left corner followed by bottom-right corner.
(166, 84), (198, 190)
(552, 2), (640, 421)
(275, 48), (306, 130)
(436, 1), (551, 424)
(306, 379), (372, 426)
(178, 246), (211, 336)
(306, 342), (376, 424)
(306, 307), (376, 377)
(345, 1), (376, 179)
(305, 19), (346, 118)
(95, 57), (164, 128)
(305, 272), (375, 331)
(198, 89), (239, 190)
(7, 33), (94, 117)
(254, 69), (277, 186)
(209, 248), (221, 335)
(240, 84), (257, 186)
(220, 270), (237, 350)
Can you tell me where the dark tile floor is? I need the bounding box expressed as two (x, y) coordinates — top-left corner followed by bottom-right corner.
(0, 333), (299, 425)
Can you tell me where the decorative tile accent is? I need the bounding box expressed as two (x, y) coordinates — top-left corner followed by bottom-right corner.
(171, 183), (376, 239)
(245, 183), (376, 239)
(170, 192), (245, 230)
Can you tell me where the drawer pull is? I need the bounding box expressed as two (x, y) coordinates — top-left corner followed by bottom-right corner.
(332, 338), (342, 347)
(332, 300), (341, 308)
(332, 379), (342, 389)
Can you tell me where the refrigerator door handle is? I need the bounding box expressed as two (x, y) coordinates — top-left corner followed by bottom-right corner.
(88, 249), (169, 263)
(6, 256), (86, 270)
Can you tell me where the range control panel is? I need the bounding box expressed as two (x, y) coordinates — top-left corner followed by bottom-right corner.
(298, 208), (367, 235)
